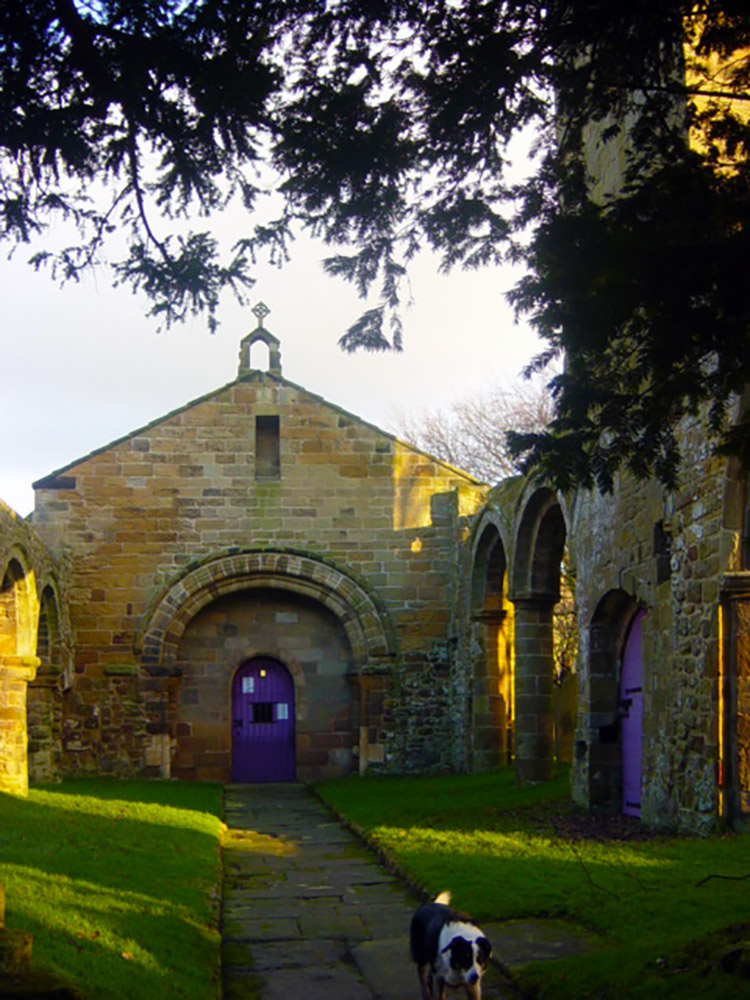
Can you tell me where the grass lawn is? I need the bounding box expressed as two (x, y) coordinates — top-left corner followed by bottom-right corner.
(316, 768), (750, 1000)
(0, 780), (224, 999)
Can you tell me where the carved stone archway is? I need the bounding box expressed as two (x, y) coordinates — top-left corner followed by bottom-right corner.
(136, 549), (396, 777)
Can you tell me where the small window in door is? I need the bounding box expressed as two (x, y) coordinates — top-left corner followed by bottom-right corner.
(276, 703), (289, 721)
(242, 676), (255, 694)
(252, 702), (274, 723)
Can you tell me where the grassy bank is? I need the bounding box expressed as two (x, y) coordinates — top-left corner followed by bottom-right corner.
(0, 780), (224, 999)
(316, 768), (750, 1000)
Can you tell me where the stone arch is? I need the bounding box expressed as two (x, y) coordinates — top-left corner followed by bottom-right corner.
(469, 511), (514, 768)
(0, 550), (39, 795)
(28, 584), (64, 783)
(585, 589), (642, 812)
(0, 551), (37, 657)
(137, 550), (395, 781)
(511, 487), (568, 783)
(513, 487), (567, 600)
(138, 549), (395, 673)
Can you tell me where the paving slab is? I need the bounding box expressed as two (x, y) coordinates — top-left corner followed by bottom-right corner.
(221, 783), (421, 999)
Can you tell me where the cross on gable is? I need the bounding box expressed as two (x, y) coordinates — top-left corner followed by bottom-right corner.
(252, 302), (271, 329)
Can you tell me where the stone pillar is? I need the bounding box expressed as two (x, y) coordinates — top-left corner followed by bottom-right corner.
(0, 655), (39, 796)
(27, 673), (62, 784)
(472, 611), (509, 769)
(513, 598), (555, 783)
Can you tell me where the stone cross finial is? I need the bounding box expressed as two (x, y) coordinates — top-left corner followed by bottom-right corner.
(252, 302), (271, 329)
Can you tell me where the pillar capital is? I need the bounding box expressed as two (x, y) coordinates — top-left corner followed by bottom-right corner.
(510, 592), (559, 612)
(0, 654), (40, 682)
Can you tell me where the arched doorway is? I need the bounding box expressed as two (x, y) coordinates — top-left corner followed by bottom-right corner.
(586, 590), (642, 814)
(232, 657), (295, 782)
(138, 550), (396, 782)
(620, 610), (644, 817)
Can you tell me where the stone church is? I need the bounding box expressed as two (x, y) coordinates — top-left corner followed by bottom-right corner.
(14, 315), (487, 786)
(2, 307), (750, 836)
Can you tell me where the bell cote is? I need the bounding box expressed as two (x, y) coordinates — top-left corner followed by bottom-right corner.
(238, 302), (282, 377)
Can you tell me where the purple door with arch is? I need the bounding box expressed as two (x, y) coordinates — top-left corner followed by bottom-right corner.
(620, 610), (644, 817)
(232, 657), (295, 782)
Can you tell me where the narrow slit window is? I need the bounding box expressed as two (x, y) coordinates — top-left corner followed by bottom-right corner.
(255, 415), (280, 479)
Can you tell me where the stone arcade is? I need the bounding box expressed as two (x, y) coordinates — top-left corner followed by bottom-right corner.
(2, 313), (749, 834)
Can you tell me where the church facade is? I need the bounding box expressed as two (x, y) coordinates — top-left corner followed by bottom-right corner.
(27, 322), (487, 784)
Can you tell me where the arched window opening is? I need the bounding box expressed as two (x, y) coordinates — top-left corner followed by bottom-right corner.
(471, 523), (514, 769)
(0, 560), (25, 656)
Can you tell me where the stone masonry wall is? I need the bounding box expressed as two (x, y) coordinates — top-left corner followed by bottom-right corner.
(570, 412), (735, 833)
(32, 370), (486, 780)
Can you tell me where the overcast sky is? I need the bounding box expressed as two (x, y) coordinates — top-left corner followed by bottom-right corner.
(1, 228), (541, 517)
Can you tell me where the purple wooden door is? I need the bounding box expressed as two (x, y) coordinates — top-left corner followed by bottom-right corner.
(620, 610), (644, 817)
(232, 658), (295, 782)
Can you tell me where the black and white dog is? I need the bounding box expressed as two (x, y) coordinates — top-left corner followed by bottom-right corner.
(410, 891), (492, 1000)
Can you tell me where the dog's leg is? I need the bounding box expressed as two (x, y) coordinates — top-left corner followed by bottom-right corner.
(434, 975), (447, 1000)
(417, 964), (433, 1000)
(463, 983), (481, 1000)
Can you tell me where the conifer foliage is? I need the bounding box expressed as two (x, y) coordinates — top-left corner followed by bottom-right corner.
(2, 2), (749, 486)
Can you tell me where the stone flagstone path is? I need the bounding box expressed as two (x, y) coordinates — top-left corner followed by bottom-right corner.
(220, 783), (515, 1000)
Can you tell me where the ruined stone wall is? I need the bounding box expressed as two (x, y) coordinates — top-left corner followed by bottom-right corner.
(0, 501), (71, 792)
(569, 412), (734, 833)
(32, 371), (486, 780)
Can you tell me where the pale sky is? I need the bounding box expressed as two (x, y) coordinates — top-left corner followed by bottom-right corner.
(1, 230), (541, 517)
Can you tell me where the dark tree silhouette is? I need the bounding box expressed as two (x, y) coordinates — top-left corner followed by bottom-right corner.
(2, 2), (749, 486)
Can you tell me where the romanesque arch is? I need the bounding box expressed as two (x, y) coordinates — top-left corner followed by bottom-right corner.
(0, 551), (37, 657)
(0, 547), (39, 795)
(137, 549), (395, 671)
(470, 511), (514, 768)
(511, 487), (567, 782)
(136, 549), (396, 781)
(27, 583), (64, 783)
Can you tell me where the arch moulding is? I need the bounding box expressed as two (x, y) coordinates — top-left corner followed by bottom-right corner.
(136, 550), (396, 675)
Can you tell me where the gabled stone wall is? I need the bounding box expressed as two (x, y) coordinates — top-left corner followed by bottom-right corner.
(32, 360), (486, 781)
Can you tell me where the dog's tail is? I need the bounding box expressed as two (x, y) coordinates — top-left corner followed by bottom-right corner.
(435, 890), (451, 906)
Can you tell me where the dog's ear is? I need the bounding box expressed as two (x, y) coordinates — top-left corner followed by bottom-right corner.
(476, 936), (492, 963)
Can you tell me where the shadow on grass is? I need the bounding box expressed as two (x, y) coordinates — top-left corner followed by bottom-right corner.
(0, 783), (224, 1000)
(316, 768), (750, 1000)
